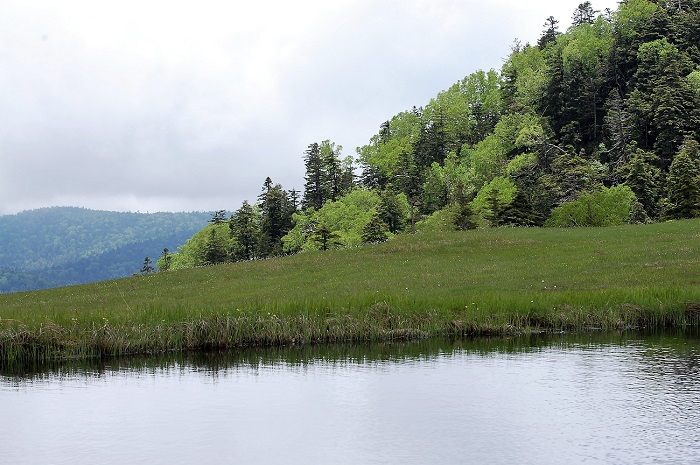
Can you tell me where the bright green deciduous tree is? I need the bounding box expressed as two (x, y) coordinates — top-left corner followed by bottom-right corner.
(167, 224), (233, 270)
(357, 110), (421, 187)
(501, 44), (548, 111)
(546, 185), (638, 227)
(613, 0), (658, 41)
(281, 210), (314, 255)
(424, 69), (503, 150)
(461, 112), (545, 192)
(471, 176), (517, 227)
(283, 189), (385, 252)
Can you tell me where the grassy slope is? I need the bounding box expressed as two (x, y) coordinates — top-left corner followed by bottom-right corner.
(1, 220), (699, 362)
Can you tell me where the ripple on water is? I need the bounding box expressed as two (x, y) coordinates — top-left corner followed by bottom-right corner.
(1, 333), (700, 465)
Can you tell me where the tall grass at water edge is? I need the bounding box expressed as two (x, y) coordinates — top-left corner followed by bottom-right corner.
(1, 220), (699, 363)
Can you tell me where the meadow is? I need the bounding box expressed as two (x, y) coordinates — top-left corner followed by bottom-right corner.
(1, 219), (699, 364)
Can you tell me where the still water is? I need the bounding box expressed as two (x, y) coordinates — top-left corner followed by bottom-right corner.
(2, 332), (699, 465)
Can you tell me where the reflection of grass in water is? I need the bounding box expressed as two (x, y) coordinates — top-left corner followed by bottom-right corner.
(4, 330), (698, 380)
(1, 219), (699, 364)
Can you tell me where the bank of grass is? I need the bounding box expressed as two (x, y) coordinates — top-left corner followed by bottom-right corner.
(1, 219), (699, 363)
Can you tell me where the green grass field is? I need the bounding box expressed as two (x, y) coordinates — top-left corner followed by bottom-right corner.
(1, 219), (699, 363)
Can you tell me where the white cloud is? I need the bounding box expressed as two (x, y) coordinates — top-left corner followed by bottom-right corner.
(0, 0), (619, 215)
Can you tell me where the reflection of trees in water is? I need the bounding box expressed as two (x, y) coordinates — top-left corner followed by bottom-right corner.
(630, 331), (700, 398)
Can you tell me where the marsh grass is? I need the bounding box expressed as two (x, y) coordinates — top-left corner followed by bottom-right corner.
(1, 220), (699, 363)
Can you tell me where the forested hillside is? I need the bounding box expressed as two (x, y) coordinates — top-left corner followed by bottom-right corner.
(165, 1), (700, 270)
(0, 207), (210, 292)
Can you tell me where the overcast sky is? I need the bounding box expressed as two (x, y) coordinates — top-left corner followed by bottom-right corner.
(0, 0), (619, 215)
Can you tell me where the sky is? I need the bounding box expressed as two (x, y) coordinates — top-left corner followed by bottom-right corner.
(0, 0), (620, 215)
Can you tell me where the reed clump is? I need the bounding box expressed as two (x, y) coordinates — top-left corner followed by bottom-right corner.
(1, 220), (699, 364)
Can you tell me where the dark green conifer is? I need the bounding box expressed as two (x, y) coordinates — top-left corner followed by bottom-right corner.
(158, 248), (172, 272)
(302, 143), (324, 210)
(667, 139), (700, 219)
(378, 189), (406, 234)
(311, 224), (343, 251)
(484, 188), (503, 227)
(258, 179), (293, 257)
(452, 182), (475, 231)
(621, 145), (663, 218)
(362, 212), (389, 244)
(140, 256), (155, 274)
(538, 16), (560, 49)
(203, 228), (227, 265)
(502, 188), (539, 226)
(208, 210), (228, 225)
(230, 201), (260, 261)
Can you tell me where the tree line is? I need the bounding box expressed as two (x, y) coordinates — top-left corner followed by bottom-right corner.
(157, 0), (700, 271)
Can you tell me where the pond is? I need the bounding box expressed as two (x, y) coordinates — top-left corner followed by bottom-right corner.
(2, 331), (699, 464)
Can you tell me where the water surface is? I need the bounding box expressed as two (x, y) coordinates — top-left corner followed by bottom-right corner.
(2, 332), (699, 464)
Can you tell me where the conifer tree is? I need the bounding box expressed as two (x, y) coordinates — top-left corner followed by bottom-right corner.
(484, 188), (505, 227)
(288, 189), (300, 213)
(538, 16), (561, 49)
(572, 2), (600, 26)
(203, 228), (227, 265)
(208, 210), (228, 225)
(502, 188), (539, 226)
(140, 256), (155, 274)
(395, 150), (422, 205)
(311, 224), (343, 251)
(158, 248), (172, 272)
(667, 139), (700, 219)
(362, 212), (389, 244)
(627, 38), (695, 167)
(340, 155), (356, 195)
(302, 143), (324, 210)
(549, 149), (604, 203)
(261, 176), (273, 195)
(379, 120), (391, 143)
(414, 106), (448, 169)
(258, 180), (293, 257)
(230, 201), (260, 261)
(378, 189), (406, 234)
(604, 89), (633, 173)
(452, 182), (475, 231)
(621, 145), (663, 218)
(320, 140), (343, 202)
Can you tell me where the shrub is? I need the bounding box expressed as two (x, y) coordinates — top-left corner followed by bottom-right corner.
(546, 186), (637, 227)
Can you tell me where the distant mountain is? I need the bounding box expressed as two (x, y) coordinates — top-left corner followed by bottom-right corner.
(0, 207), (211, 293)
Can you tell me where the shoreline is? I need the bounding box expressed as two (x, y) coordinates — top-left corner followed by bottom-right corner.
(2, 220), (700, 364)
(2, 297), (699, 364)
